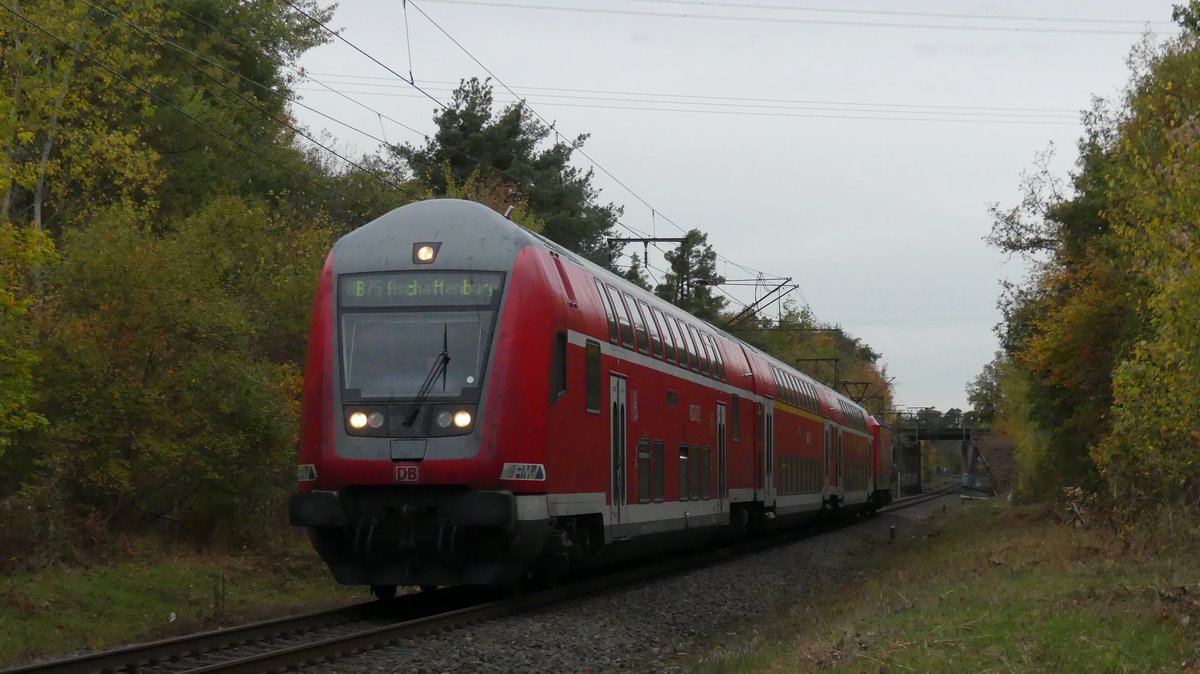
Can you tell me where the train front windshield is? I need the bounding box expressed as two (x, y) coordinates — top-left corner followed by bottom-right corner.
(337, 271), (503, 401)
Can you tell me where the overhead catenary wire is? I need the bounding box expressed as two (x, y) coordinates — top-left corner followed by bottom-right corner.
(418, 0), (1159, 35)
(274, 0), (774, 292)
(1, 4), (374, 211)
(306, 73), (1082, 115)
(406, 0), (789, 286)
(295, 87), (1079, 125)
(626, 0), (1171, 27)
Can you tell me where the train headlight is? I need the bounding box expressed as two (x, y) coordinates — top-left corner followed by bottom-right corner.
(345, 405), (389, 436)
(430, 404), (476, 436)
(413, 242), (441, 264)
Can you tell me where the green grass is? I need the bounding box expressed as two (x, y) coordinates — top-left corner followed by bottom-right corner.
(0, 534), (361, 667)
(686, 502), (1200, 673)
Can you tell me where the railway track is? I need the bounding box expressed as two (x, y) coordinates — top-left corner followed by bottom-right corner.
(6, 486), (959, 674)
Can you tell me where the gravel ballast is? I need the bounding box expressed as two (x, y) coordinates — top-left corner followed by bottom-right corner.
(316, 494), (961, 674)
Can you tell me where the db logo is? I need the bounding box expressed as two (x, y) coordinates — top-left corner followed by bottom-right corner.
(394, 465), (420, 482)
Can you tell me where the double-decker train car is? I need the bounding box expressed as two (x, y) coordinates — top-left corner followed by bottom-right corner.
(289, 199), (892, 596)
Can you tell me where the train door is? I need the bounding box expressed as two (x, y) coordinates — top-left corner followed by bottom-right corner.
(716, 402), (727, 514)
(835, 428), (844, 503)
(823, 421), (834, 506)
(763, 401), (775, 507)
(609, 375), (628, 540)
(754, 402), (764, 498)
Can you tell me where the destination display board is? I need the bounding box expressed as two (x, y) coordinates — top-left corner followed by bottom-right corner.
(340, 271), (504, 307)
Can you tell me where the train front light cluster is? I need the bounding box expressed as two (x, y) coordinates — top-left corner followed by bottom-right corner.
(348, 411), (385, 430)
(345, 403), (475, 436)
(344, 405), (389, 436)
(435, 409), (474, 429)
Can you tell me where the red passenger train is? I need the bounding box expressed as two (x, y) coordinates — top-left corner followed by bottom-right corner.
(289, 199), (893, 596)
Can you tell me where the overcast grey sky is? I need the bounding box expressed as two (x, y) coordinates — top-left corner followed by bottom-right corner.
(293, 0), (1179, 412)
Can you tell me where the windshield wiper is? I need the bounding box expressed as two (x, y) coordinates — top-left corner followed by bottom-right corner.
(404, 324), (451, 426)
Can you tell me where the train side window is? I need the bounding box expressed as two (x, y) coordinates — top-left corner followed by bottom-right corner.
(732, 395), (741, 441)
(652, 440), (665, 502)
(637, 439), (651, 504)
(653, 308), (675, 363)
(707, 334), (726, 380)
(695, 330), (712, 377)
(625, 293), (650, 355)
(684, 325), (702, 372)
(594, 280), (618, 344)
(639, 300), (662, 358)
(550, 331), (567, 403)
(605, 285), (635, 349)
(673, 317), (689, 368)
(585, 340), (601, 413)
(678, 446), (689, 501)
(689, 444), (702, 500)
(672, 317), (690, 368)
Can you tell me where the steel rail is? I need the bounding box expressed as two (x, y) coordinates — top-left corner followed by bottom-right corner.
(1, 602), (379, 674)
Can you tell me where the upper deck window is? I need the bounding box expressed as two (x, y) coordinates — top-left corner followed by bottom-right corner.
(652, 307), (674, 362)
(625, 292), (651, 355)
(639, 300), (662, 358)
(685, 325), (702, 373)
(605, 285), (635, 348)
(594, 279), (618, 343)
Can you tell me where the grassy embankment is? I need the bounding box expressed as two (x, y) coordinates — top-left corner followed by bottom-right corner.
(0, 533), (361, 667)
(687, 499), (1200, 673)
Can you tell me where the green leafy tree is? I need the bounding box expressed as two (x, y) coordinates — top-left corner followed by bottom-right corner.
(621, 252), (652, 290)
(0, 222), (54, 458)
(654, 229), (726, 322)
(0, 0), (166, 236)
(966, 353), (1005, 426)
(26, 198), (329, 539)
(138, 0), (338, 221)
(395, 78), (620, 263)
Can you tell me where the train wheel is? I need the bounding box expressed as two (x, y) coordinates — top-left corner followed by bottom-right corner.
(370, 584), (397, 601)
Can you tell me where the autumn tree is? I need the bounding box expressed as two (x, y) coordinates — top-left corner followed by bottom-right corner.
(0, 223), (53, 459)
(983, 4), (1200, 509)
(0, 0), (166, 236)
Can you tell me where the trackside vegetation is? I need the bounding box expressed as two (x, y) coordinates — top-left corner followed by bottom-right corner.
(0, 534), (359, 667)
(685, 501), (1200, 674)
(968, 3), (1200, 526)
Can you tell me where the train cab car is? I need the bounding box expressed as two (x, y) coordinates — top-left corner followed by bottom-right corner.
(289, 200), (565, 592)
(289, 199), (883, 594)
